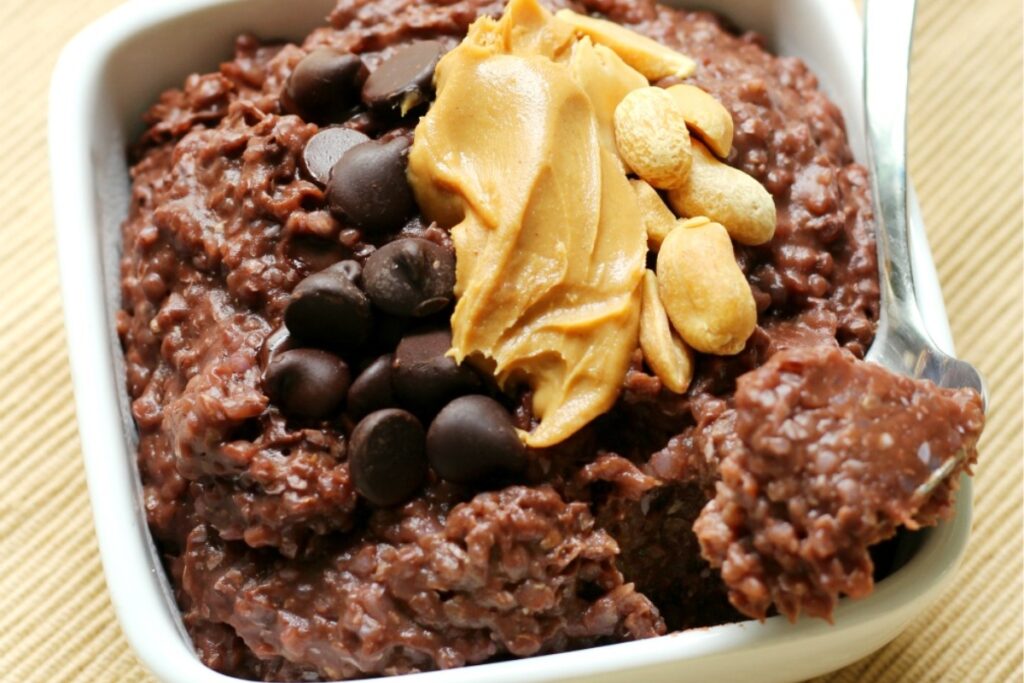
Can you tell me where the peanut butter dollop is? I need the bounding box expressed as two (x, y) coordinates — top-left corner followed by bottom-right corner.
(408, 0), (650, 447)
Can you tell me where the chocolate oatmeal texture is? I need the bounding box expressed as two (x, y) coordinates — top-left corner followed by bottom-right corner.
(116, 0), (982, 679)
(693, 347), (984, 622)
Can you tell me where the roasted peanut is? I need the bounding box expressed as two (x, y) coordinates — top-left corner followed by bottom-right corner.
(640, 270), (694, 393)
(555, 9), (697, 81)
(678, 216), (712, 230)
(615, 87), (693, 190)
(667, 139), (776, 246)
(656, 220), (756, 355)
(631, 179), (676, 249)
(667, 84), (734, 158)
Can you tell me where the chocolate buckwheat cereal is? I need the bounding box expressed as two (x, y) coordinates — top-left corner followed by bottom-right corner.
(694, 347), (984, 622)
(117, 0), (983, 680)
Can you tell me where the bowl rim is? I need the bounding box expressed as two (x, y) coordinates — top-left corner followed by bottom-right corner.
(48, 1), (973, 681)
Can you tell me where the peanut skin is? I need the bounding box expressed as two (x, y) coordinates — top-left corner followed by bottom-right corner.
(656, 220), (757, 356)
(667, 139), (776, 246)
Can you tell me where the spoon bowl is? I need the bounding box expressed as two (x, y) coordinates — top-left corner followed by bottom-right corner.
(863, 0), (987, 399)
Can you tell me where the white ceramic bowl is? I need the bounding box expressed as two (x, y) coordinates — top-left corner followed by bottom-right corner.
(49, 1), (971, 681)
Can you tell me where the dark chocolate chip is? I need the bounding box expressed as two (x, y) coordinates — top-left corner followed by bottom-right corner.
(363, 238), (455, 317)
(372, 311), (415, 350)
(265, 349), (350, 420)
(427, 395), (527, 485)
(327, 137), (415, 234)
(362, 41), (445, 114)
(260, 325), (296, 369)
(349, 408), (427, 507)
(300, 127), (370, 187)
(348, 354), (397, 418)
(343, 110), (380, 136)
(392, 328), (480, 415)
(332, 258), (364, 286)
(282, 49), (368, 124)
(285, 261), (371, 348)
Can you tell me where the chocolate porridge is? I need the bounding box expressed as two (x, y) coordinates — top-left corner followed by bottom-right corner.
(117, 0), (985, 679)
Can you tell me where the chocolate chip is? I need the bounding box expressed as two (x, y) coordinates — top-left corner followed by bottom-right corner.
(259, 325), (295, 369)
(332, 259), (364, 286)
(362, 41), (445, 114)
(300, 127), (370, 187)
(349, 409), (427, 507)
(427, 395), (527, 485)
(285, 261), (371, 348)
(265, 349), (350, 420)
(282, 49), (368, 124)
(392, 328), (479, 415)
(363, 238), (455, 317)
(348, 354), (397, 418)
(327, 137), (415, 234)
(371, 312), (414, 350)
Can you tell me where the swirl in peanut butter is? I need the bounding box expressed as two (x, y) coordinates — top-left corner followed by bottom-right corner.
(408, 0), (649, 447)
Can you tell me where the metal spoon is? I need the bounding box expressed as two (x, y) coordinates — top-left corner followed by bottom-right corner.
(863, 0), (988, 500)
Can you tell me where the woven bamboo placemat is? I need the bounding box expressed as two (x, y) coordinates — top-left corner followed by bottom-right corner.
(0, 0), (1019, 681)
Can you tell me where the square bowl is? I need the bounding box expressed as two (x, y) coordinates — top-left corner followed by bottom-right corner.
(49, 1), (972, 681)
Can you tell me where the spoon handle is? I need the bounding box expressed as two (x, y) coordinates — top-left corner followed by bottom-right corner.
(864, 0), (925, 331)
